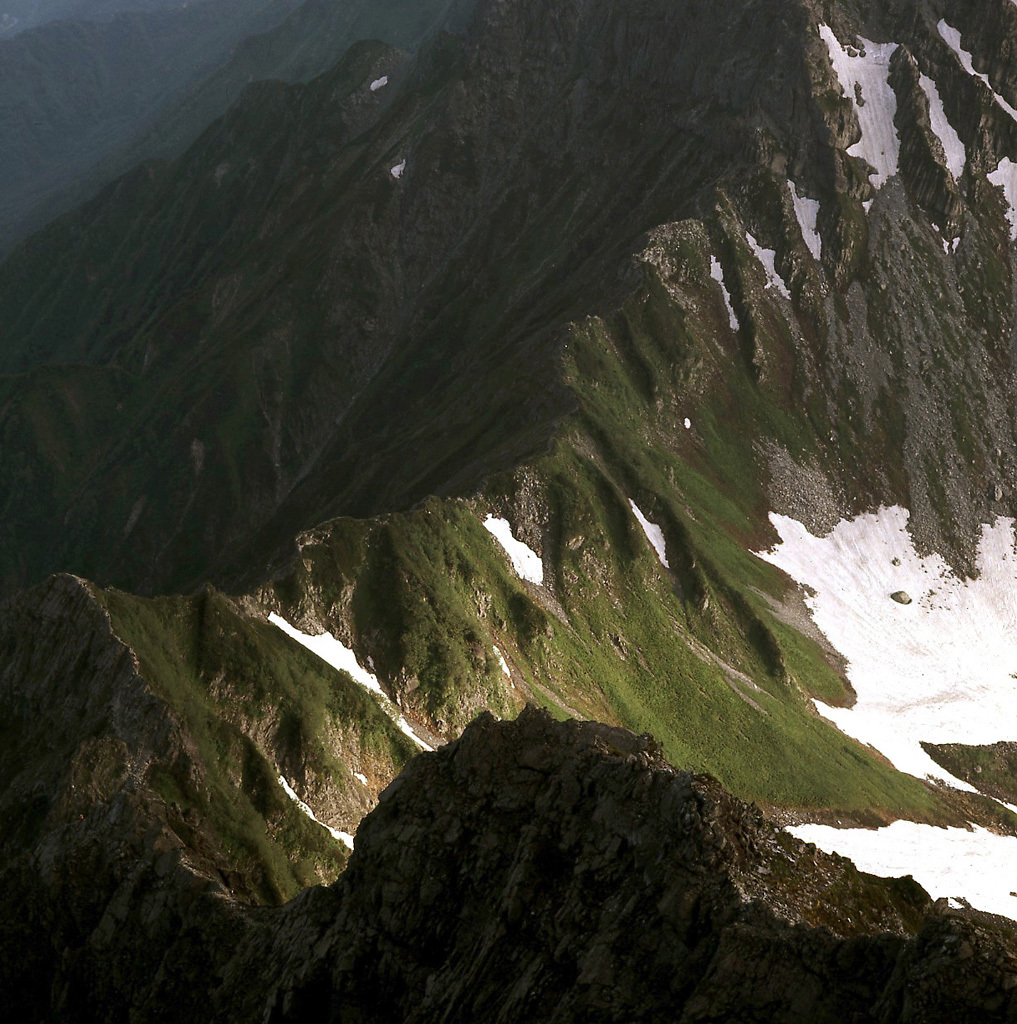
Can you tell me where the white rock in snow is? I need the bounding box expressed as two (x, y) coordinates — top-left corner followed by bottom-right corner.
(756, 506), (1017, 789)
(938, 21), (1017, 122)
(918, 73), (966, 180)
(370, 76), (389, 92)
(745, 232), (791, 300)
(988, 158), (1017, 241)
(709, 256), (739, 330)
(789, 820), (1017, 921)
(789, 181), (822, 262)
(278, 774), (354, 849)
(820, 26), (900, 190)
(483, 515), (544, 585)
(629, 500), (669, 569)
(390, 159), (406, 179)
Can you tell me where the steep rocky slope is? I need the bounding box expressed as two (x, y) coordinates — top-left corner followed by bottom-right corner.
(6, 0), (1017, 1006)
(5, 0), (1017, 593)
(0, 573), (418, 958)
(4, 0), (1017, 811)
(3, 708), (1014, 1021)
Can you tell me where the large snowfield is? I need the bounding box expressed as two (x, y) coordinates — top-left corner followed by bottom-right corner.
(758, 506), (1017, 918)
(790, 820), (1017, 919)
(819, 27), (900, 190)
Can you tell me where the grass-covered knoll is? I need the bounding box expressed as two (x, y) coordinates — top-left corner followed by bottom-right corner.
(97, 585), (416, 903)
(924, 741), (1017, 806)
(265, 504), (559, 734)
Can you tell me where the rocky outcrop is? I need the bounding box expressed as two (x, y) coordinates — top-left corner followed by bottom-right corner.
(890, 45), (964, 235)
(925, 740), (1017, 805)
(5, 705), (1014, 1021)
(0, 573), (219, 1020)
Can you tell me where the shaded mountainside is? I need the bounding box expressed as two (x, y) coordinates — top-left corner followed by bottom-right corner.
(5, 0), (1017, 821)
(113, 0), (476, 169)
(0, 0), (189, 37)
(0, 0), (305, 247)
(3, 706), (1015, 1021)
(5, 0), (1017, 596)
(7, 0), (1017, 1011)
(2, 0), (478, 253)
(0, 574), (418, 912)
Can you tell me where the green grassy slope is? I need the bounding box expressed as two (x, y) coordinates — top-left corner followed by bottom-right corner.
(96, 585), (417, 901)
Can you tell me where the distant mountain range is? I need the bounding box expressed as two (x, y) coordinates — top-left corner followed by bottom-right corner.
(0, 0), (191, 38)
(0, 0), (475, 252)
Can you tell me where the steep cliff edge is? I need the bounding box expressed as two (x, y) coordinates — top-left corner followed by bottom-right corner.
(3, 705), (1014, 1021)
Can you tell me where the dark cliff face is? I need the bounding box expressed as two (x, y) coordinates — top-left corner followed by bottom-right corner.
(4, 706), (1015, 1022)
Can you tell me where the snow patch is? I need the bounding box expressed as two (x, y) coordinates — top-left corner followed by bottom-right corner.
(353, 772), (368, 786)
(756, 507), (1017, 789)
(939, 21), (1017, 122)
(278, 774), (354, 849)
(394, 716), (434, 750)
(918, 73), (966, 180)
(684, 417), (692, 430)
(629, 500), (669, 569)
(789, 182), (822, 261)
(269, 614), (434, 751)
(819, 26), (900, 189)
(493, 645), (512, 678)
(269, 613), (383, 695)
(483, 515), (544, 585)
(370, 76), (389, 92)
(390, 159), (406, 179)
(745, 232), (791, 300)
(988, 158), (1017, 241)
(790, 821), (1017, 920)
(709, 256), (739, 330)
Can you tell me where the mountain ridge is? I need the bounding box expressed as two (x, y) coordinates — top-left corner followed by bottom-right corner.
(6, 0), (1017, 1004)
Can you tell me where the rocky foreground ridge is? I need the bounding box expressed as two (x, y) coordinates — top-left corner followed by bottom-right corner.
(3, 699), (1014, 1022)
